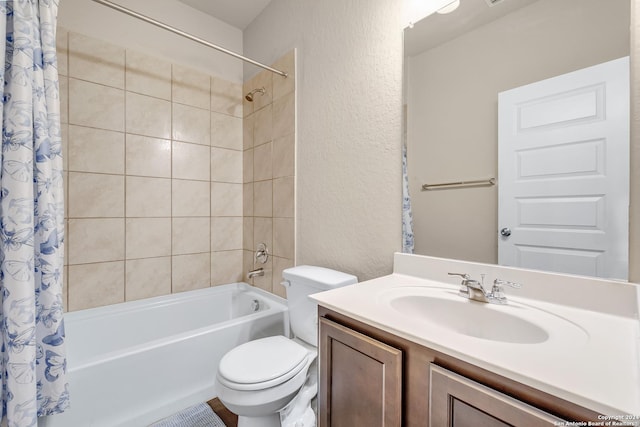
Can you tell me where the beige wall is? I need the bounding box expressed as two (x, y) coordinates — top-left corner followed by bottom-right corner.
(407, 0), (630, 265)
(59, 30), (245, 311)
(243, 0), (404, 281)
(57, 0), (243, 83)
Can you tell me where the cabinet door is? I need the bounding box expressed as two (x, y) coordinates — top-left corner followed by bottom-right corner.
(319, 317), (402, 427)
(430, 364), (565, 427)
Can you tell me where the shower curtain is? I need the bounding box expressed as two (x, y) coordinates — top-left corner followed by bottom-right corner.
(402, 143), (414, 254)
(0, 1), (68, 425)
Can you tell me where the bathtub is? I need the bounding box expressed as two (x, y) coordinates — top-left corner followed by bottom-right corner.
(38, 283), (288, 427)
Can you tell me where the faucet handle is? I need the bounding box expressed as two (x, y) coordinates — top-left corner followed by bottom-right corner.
(493, 279), (522, 289)
(489, 279), (522, 304)
(448, 272), (470, 280)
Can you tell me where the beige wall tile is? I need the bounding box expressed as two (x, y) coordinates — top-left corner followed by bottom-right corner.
(243, 81), (255, 118)
(243, 148), (254, 183)
(172, 217), (210, 255)
(243, 250), (254, 283)
(126, 92), (171, 139)
(254, 180), (273, 217)
(272, 92), (295, 140)
(126, 177), (171, 217)
(68, 125), (124, 174)
(242, 113), (254, 149)
(126, 50), (171, 100)
(63, 265), (68, 312)
(212, 112), (243, 150)
(253, 142), (273, 181)
(68, 218), (124, 264)
(253, 217), (273, 252)
(211, 250), (243, 286)
(248, 70), (273, 111)
(243, 217), (254, 251)
(126, 218), (171, 259)
(272, 50), (295, 101)
(69, 32), (125, 89)
(68, 172), (124, 218)
(173, 103), (210, 146)
(69, 79), (124, 131)
(61, 124), (68, 172)
(254, 105), (272, 146)
(125, 257), (171, 301)
(273, 218), (294, 259)
(251, 257), (272, 292)
(211, 217), (243, 251)
(211, 147), (242, 183)
(273, 177), (294, 218)
(211, 183), (242, 216)
(272, 256), (294, 299)
(211, 77), (242, 117)
(243, 183), (254, 216)
(173, 180), (210, 217)
(172, 253), (210, 292)
(172, 64), (210, 109)
(173, 141), (210, 181)
(59, 76), (68, 125)
(56, 27), (69, 77)
(273, 134), (295, 178)
(68, 261), (124, 311)
(125, 135), (171, 178)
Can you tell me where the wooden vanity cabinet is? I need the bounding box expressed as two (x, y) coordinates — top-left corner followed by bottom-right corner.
(318, 317), (402, 427)
(318, 306), (601, 427)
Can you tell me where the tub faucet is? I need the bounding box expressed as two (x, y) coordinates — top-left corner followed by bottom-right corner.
(247, 268), (264, 279)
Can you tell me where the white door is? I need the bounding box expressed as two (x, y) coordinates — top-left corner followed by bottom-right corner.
(498, 57), (629, 280)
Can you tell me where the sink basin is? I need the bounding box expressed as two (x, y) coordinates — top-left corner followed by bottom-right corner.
(381, 286), (588, 345)
(390, 294), (548, 343)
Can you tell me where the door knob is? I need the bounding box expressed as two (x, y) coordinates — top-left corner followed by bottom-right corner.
(500, 228), (511, 237)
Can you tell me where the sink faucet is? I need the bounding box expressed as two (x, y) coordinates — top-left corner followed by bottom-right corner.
(448, 273), (521, 304)
(448, 272), (489, 303)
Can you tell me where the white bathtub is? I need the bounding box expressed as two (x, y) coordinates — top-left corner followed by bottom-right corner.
(38, 283), (288, 427)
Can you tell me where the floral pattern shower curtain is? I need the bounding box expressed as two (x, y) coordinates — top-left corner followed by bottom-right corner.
(0, 1), (68, 425)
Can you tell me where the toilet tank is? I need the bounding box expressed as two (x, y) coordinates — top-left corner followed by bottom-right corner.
(281, 265), (357, 345)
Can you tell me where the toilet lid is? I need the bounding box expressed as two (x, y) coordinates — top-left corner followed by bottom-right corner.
(218, 336), (310, 387)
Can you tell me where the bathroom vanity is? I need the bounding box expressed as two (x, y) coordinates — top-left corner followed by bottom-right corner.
(311, 253), (640, 426)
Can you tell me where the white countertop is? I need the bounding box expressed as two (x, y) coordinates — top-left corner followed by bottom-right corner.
(310, 254), (640, 417)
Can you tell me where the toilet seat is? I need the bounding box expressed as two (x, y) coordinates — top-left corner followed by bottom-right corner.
(217, 336), (313, 391)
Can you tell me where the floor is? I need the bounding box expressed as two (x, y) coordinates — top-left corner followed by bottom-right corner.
(207, 398), (238, 427)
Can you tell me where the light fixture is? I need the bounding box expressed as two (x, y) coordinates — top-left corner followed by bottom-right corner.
(437, 0), (460, 14)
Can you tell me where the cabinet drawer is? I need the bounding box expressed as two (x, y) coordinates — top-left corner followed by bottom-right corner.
(430, 364), (565, 426)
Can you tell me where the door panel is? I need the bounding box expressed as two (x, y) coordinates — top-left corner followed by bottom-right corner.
(498, 56), (629, 279)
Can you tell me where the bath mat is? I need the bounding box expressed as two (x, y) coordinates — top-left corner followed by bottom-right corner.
(150, 402), (226, 427)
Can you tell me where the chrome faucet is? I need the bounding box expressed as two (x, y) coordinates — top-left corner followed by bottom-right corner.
(448, 273), (521, 304)
(247, 268), (264, 279)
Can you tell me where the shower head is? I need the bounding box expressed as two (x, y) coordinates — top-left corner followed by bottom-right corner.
(245, 87), (266, 102)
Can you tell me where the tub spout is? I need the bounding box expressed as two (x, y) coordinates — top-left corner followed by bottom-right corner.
(247, 268), (264, 279)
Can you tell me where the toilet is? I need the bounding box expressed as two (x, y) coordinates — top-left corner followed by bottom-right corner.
(215, 265), (358, 427)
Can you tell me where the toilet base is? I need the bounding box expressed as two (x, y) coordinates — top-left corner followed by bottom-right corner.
(237, 413), (280, 427)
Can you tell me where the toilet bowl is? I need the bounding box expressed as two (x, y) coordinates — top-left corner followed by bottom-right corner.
(216, 336), (316, 427)
(215, 266), (358, 427)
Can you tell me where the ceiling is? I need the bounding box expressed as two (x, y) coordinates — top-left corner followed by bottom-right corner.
(178, 0), (273, 30)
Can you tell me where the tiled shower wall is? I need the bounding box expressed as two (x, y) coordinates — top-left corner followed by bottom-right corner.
(57, 28), (261, 311)
(242, 52), (296, 299)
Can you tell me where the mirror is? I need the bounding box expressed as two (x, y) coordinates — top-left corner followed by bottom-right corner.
(404, 0), (631, 279)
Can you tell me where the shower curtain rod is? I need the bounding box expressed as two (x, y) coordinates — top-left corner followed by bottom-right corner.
(90, 0), (288, 78)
